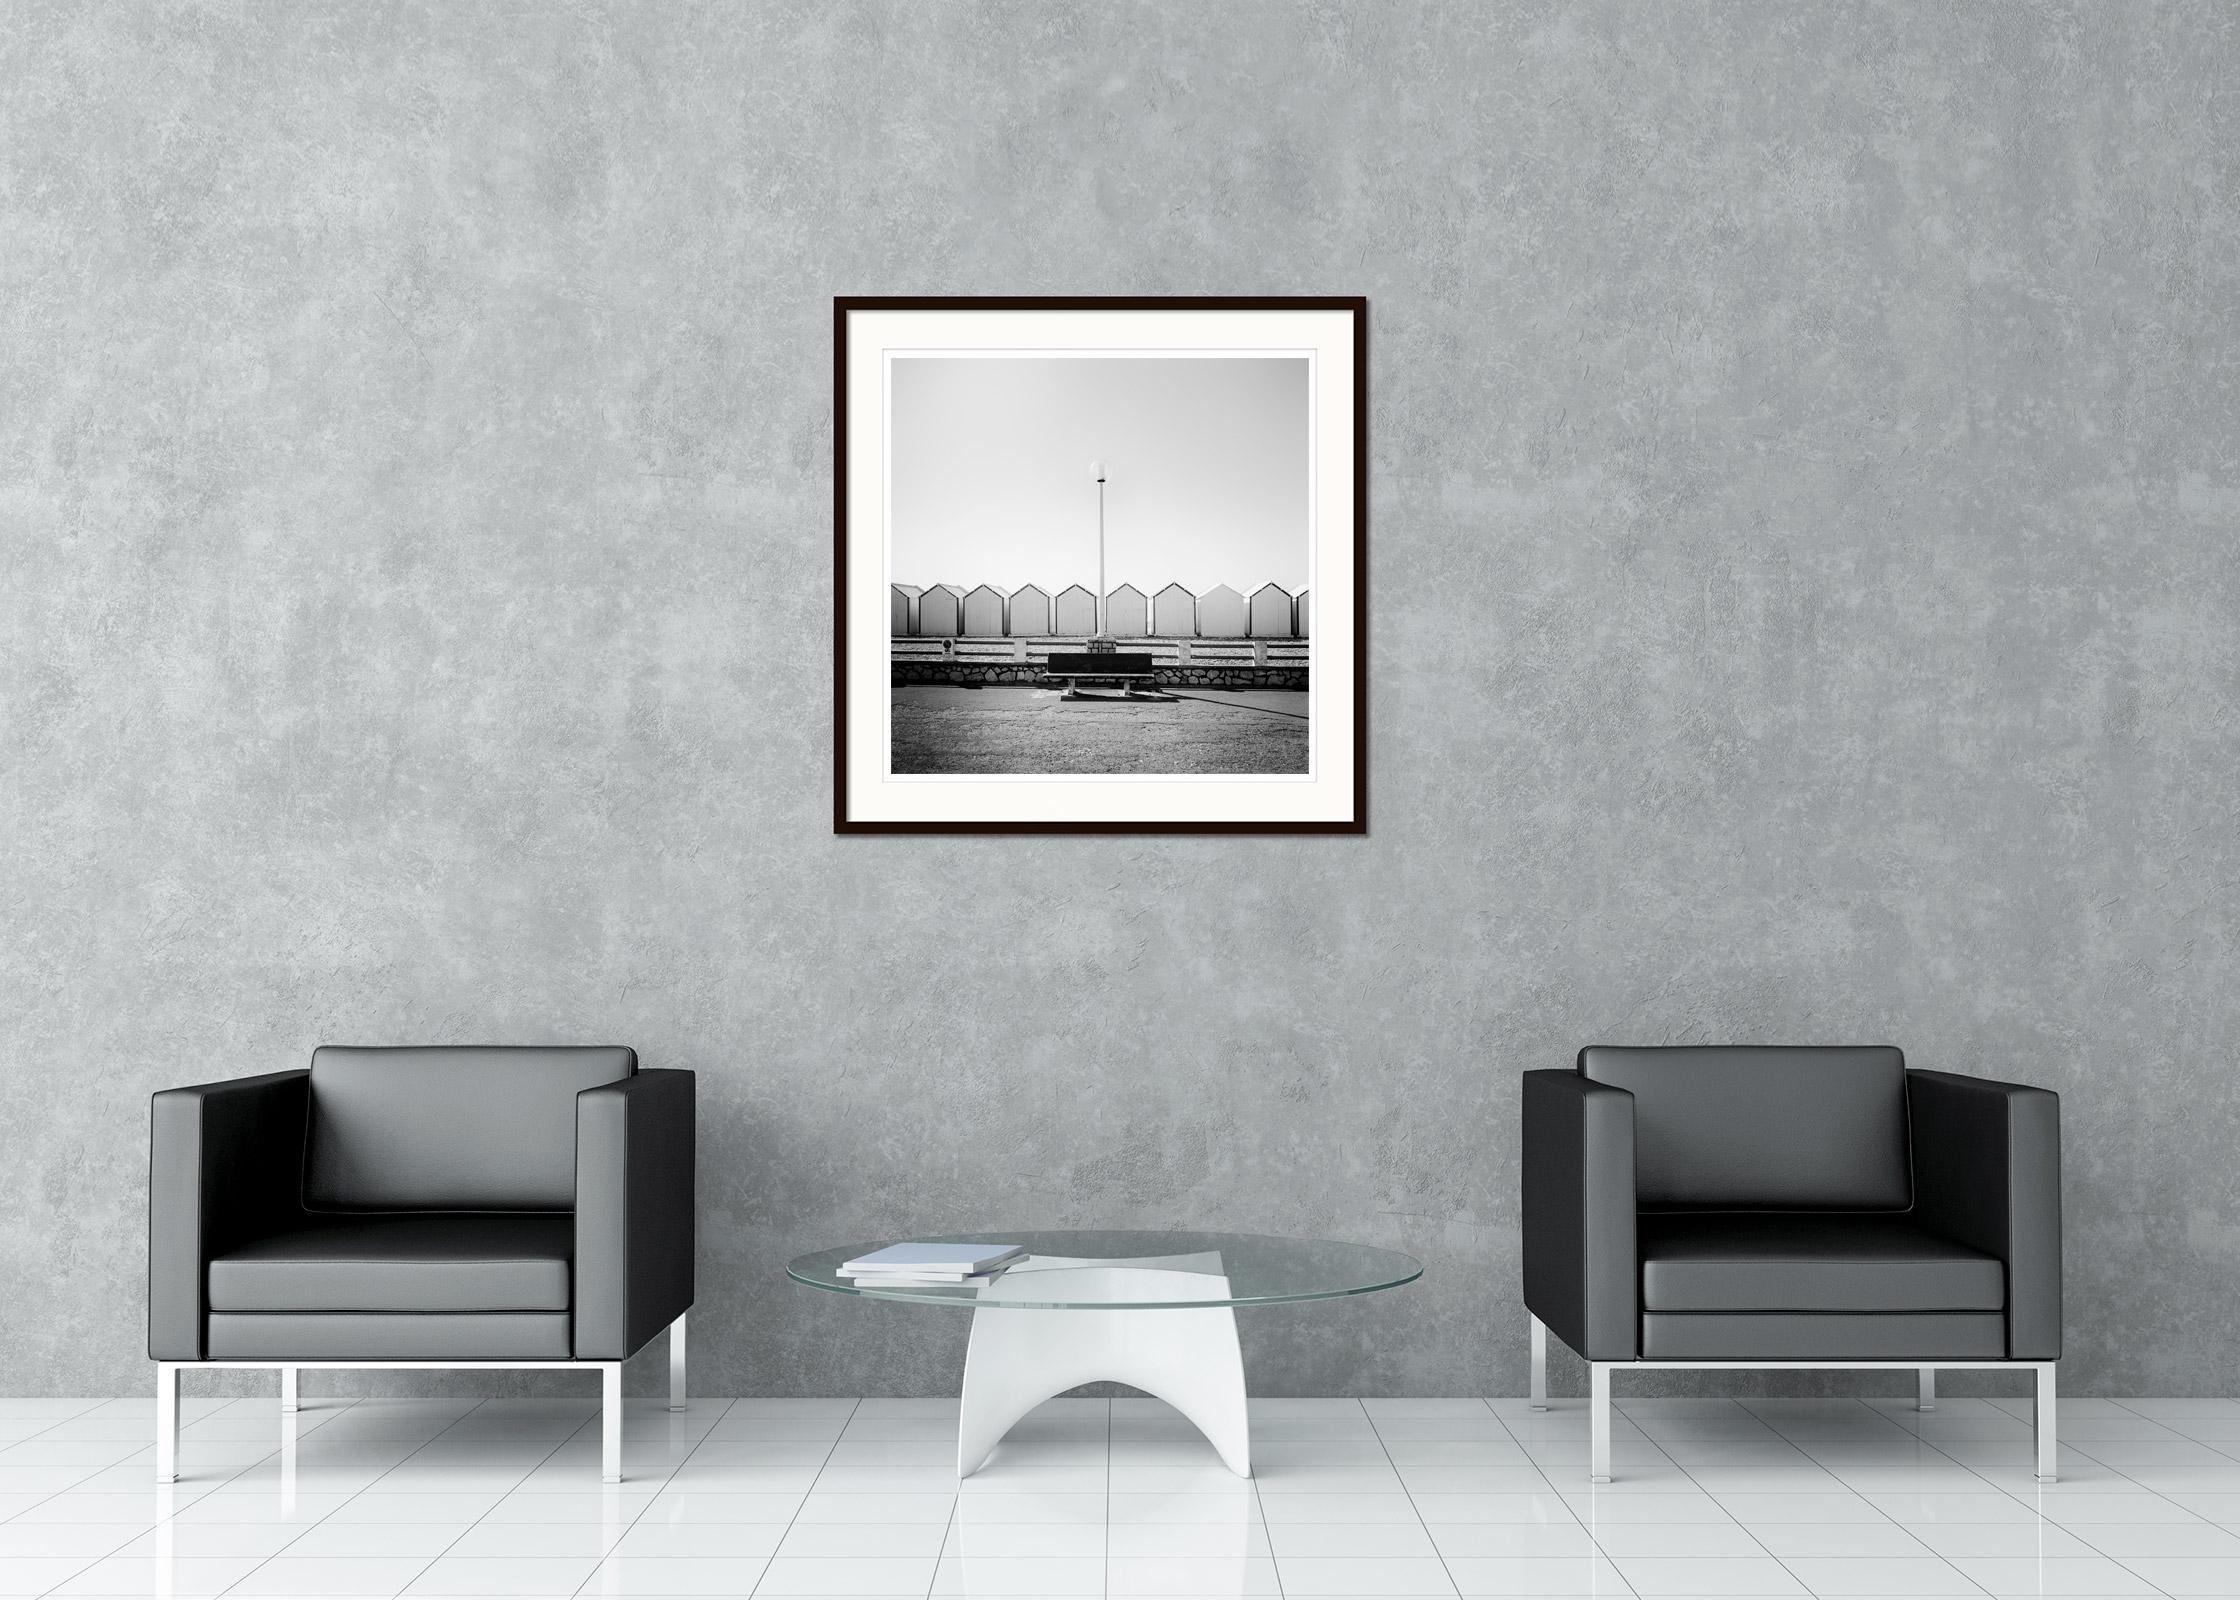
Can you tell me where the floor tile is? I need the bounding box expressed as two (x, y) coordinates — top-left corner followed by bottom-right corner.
(1745, 1523), (1933, 1557)
(1256, 1493), (1423, 1523)
(1903, 1521), (2100, 1557)
(581, 1553), (774, 1593)
(2162, 1489), (2240, 1520)
(1860, 1491), (2054, 1524)
(0, 1558), (97, 1596)
(2116, 1556), (2240, 1595)
(1588, 1521), (1767, 1557)
(1273, 1555), (1458, 1594)
(1369, 1417), (1512, 1441)
(929, 1554), (1105, 1593)
(281, 1519), (479, 1557)
(1609, 1554), (1808, 1595)
(1709, 1492), (1892, 1524)
(1442, 1553), (1630, 1595)
(1363, 1398), (1490, 1417)
(1108, 1556), (1288, 1594)
(0, 1524), (138, 1558)
(1560, 1492), (1731, 1523)
(326, 1491), (507, 1522)
(228, 1555), (433, 1595)
(1111, 1465), (1262, 1494)
(637, 1490), (809, 1523)
(611, 1521), (786, 1558)
(399, 1555), (602, 1593)
(957, 1463), (1106, 1493)
(1255, 1439), (1396, 1466)
(1102, 1521), (1258, 1558)
(13, 1492), (181, 1525)
(749, 1554), (939, 1593)
(1425, 1520), (1601, 1556)
(1775, 1557), (1980, 1594)
(2029, 1491), (2208, 1523)
(1391, 1463), (1549, 1494)
(2079, 1519), (2240, 1556)
(1944, 1553), (2161, 1593)
(478, 1488), (659, 1522)
(1265, 1521), (1441, 1557)
(771, 1521), (947, 1557)
(45, 1555), (267, 1596)
(1106, 1490), (1265, 1524)
(946, 1491), (1101, 1523)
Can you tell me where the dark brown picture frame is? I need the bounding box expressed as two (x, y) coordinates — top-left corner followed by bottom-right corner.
(835, 296), (1367, 834)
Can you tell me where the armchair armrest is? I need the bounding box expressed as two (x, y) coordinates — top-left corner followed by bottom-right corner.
(574, 1069), (695, 1360)
(1907, 1069), (2061, 1359)
(148, 1069), (311, 1360)
(1521, 1069), (1638, 1360)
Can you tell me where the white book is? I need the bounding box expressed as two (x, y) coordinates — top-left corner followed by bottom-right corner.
(840, 1242), (1025, 1276)
(848, 1270), (1006, 1287)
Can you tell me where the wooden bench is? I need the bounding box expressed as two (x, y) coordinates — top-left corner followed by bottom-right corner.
(1044, 651), (1173, 701)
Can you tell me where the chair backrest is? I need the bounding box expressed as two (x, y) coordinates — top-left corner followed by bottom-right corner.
(304, 1045), (636, 1211)
(1577, 1045), (1910, 1210)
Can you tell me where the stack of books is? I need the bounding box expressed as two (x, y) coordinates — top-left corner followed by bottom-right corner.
(841, 1242), (1026, 1288)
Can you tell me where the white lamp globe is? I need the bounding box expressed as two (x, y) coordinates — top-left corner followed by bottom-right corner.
(1089, 459), (1108, 482)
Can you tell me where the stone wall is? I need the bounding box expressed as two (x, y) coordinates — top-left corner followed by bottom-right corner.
(893, 662), (1308, 691)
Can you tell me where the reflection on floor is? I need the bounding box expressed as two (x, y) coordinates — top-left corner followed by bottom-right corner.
(2, 1393), (2237, 1596)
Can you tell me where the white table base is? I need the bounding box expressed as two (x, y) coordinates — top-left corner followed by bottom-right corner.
(955, 1261), (1249, 1478)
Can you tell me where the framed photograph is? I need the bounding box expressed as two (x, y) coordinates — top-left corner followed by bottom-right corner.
(835, 296), (1366, 833)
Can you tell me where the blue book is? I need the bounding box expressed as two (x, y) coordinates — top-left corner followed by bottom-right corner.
(841, 1242), (1025, 1277)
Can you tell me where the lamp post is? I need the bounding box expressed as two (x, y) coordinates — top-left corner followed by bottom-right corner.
(1088, 459), (1110, 647)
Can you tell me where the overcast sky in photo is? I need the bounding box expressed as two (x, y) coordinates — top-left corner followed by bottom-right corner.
(888, 356), (1309, 596)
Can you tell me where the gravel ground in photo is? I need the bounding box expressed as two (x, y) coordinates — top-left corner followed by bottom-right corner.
(891, 685), (1310, 775)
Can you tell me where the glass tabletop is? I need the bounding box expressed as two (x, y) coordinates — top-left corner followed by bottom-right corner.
(787, 1230), (1423, 1310)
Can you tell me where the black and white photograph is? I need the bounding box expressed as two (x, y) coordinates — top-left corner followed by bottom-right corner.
(889, 355), (1311, 776)
(836, 298), (1366, 832)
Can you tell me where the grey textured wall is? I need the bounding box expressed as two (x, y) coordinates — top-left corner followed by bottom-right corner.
(5, 2), (2237, 1401)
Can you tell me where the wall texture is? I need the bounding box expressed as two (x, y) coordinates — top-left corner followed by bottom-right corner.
(4, 2), (2237, 1400)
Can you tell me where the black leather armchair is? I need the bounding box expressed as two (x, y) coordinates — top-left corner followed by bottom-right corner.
(149, 1046), (694, 1483)
(1523, 1046), (2059, 1483)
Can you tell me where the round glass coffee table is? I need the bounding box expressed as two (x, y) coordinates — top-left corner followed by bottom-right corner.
(789, 1229), (1422, 1478)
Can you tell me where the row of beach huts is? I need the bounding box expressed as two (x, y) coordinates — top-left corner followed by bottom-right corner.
(892, 581), (1307, 639)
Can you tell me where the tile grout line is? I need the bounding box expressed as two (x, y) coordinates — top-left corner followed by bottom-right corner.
(567, 1389), (741, 1597)
(4, 1394), (142, 1585)
(1365, 1397), (1476, 1600)
(1500, 1396), (1649, 1600)
(1977, 1394), (2188, 1599)
(32, 1392), (362, 1600)
(397, 1397), (590, 1596)
(722, 1395), (859, 1600)
(1750, 1395), (2000, 1600)
(1660, 1396), (1996, 1600)
(211, 1394), (486, 1600)
(1246, 1399), (1293, 1600)
(620, 1393), (741, 1582)
(17, 1396), (248, 1600)
(920, 1396), (952, 1600)
(2050, 1396), (2211, 1600)
(1101, 1396), (1112, 1600)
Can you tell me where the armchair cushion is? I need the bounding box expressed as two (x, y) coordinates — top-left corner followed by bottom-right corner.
(1639, 1214), (2004, 1313)
(1642, 1311), (2006, 1360)
(207, 1312), (571, 1360)
(1579, 1046), (1911, 1210)
(208, 1215), (573, 1313)
(305, 1046), (635, 1211)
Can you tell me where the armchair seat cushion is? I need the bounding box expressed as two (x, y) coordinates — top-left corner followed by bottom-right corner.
(1639, 1214), (2005, 1314)
(207, 1215), (572, 1314)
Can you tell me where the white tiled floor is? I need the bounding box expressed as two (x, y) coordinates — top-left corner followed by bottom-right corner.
(2, 1395), (2236, 1597)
